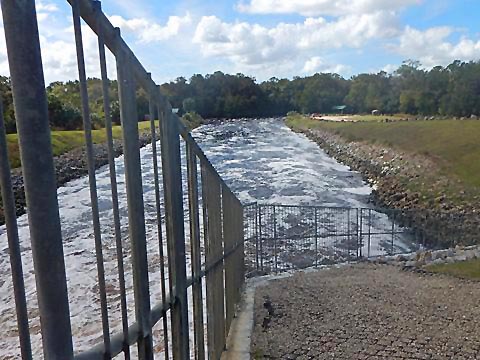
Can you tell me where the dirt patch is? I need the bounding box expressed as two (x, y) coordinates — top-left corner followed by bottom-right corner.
(251, 264), (480, 359)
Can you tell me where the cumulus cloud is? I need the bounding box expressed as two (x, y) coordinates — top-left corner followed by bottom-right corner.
(109, 13), (192, 43)
(236, 0), (422, 17)
(303, 56), (351, 75)
(193, 12), (400, 67)
(381, 64), (399, 74)
(0, 2), (117, 84)
(2, 0), (479, 84)
(38, 25), (117, 84)
(393, 26), (480, 67)
(36, 2), (59, 13)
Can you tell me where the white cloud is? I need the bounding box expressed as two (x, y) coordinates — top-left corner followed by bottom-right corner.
(393, 26), (480, 67)
(193, 13), (399, 65)
(0, 27), (7, 77)
(109, 13), (192, 43)
(192, 12), (399, 77)
(382, 64), (399, 74)
(303, 56), (351, 74)
(39, 24), (117, 84)
(236, 0), (422, 17)
(0, 3), (117, 84)
(36, 2), (59, 13)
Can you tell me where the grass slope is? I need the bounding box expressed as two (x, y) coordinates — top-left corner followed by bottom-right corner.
(427, 259), (480, 279)
(286, 114), (480, 188)
(6, 121), (153, 169)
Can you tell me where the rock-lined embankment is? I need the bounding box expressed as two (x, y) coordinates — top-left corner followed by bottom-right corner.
(294, 126), (480, 248)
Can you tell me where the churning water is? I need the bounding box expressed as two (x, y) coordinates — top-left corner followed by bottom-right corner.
(194, 118), (372, 207)
(0, 118), (384, 357)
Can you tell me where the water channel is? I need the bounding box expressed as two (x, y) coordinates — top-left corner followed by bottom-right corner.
(0, 117), (413, 357)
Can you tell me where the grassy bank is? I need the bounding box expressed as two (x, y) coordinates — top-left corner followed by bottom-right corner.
(426, 259), (480, 279)
(5, 121), (154, 169)
(286, 114), (480, 188)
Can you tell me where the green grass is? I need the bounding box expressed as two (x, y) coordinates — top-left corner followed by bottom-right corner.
(6, 121), (154, 169)
(286, 114), (480, 188)
(318, 114), (411, 122)
(426, 259), (480, 279)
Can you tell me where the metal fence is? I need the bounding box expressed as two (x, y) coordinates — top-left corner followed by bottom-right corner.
(243, 204), (473, 275)
(0, 1), (244, 359)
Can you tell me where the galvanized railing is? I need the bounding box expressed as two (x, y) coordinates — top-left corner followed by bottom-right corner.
(243, 204), (471, 275)
(0, 1), (244, 359)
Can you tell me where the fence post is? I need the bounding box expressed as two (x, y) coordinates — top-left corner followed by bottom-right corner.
(368, 209), (372, 258)
(359, 209), (363, 258)
(314, 207), (319, 267)
(236, 199), (245, 291)
(95, 4), (130, 357)
(391, 210), (396, 255)
(72, 1), (111, 355)
(255, 203), (259, 271)
(1, 0), (73, 359)
(347, 209), (351, 261)
(149, 94), (170, 360)
(223, 187), (236, 336)
(116, 48), (153, 359)
(259, 205), (264, 272)
(202, 166), (226, 360)
(0, 97), (32, 359)
(187, 143), (205, 360)
(273, 205), (278, 272)
(1, 1), (74, 358)
(158, 101), (190, 358)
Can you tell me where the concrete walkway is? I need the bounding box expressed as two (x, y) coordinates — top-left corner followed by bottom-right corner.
(250, 264), (480, 359)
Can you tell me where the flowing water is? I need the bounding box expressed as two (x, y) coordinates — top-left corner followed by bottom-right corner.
(0, 118), (409, 358)
(194, 118), (372, 206)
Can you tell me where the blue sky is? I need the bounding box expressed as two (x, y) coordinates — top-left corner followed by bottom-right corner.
(1, 0), (480, 85)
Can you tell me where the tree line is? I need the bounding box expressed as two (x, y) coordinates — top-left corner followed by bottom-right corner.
(162, 60), (480, 118)
(0, 76), (150, 133)
(2, 59), (480, 133)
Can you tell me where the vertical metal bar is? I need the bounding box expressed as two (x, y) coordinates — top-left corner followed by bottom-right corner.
(202, 166), (226, 360)
(254, 203), (259, 270)
(222, 187), (235, 336)
(0, 98), (32, 360)
(258, 206), (263, 272)
(347, 209), (351, 261)
(368, 209), (372, 258)
(116, 48), (153, 359)
(359, 209), (363, 258)
(158, 102), (189, 359)
(237, 199), (245, 288)
(1, 1), (74, 358)
(149, 95), (170, 360)
(391, 210), (395, 255)
(314, 207), (318, 267)
(95, 5), (130, 358)
(355, 209), (359, 259)
(72, 2), (111, 356)
(187, 143), (205, 360)
(273, 205), (278, 273)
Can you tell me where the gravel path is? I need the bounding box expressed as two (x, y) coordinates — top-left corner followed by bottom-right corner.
(251, 264), (480, 359)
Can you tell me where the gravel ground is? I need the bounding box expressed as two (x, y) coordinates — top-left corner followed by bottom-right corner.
(251, 263), (480, 359)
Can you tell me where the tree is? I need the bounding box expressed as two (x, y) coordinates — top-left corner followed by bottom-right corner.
(0, 76), (15, 133)
(182, 97), (196, 113)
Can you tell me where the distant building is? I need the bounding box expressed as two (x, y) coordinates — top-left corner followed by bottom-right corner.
(332, 105), (347, 114)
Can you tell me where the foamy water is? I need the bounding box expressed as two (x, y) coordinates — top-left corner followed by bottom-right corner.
(1, 118), (401, 358)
